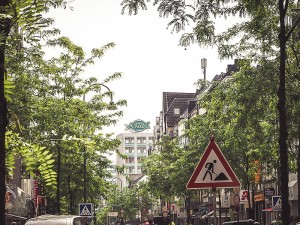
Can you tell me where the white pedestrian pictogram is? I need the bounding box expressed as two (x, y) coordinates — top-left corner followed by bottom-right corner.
(81, 205), (91, 216)
(273, 198), (282, 209)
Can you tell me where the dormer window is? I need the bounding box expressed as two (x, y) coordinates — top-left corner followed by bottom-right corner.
(174, 108), (180, 115)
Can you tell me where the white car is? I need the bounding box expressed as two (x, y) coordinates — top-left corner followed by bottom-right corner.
(25, 214), (89, 225)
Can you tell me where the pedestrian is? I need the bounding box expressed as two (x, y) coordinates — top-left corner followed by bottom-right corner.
(162, 216), (171, 225)
(5, 189), (16, 212)
(229, 206), (234, 221)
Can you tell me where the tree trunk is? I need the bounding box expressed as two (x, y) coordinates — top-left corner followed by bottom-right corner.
(297, 135), (300, 217)
(0, 10), (11, 225)
(278, 1), (290, 225)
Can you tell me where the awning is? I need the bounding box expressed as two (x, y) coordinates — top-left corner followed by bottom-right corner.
(288, 180), (297, 188)
(289, 180), (298, 200)
(5, 213), (28, 221)
(202, 211), (213, 219)
(262, 208), (273, 212)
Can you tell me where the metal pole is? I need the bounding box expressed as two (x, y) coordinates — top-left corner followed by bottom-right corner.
(141, 208), (143, 225)
(84, 83), (114, 104)
(118, 178), (122, 202)
(201, 58), (207, 84)
(82, 82), (114, 204)
(212, 188), (217, 225)
(84, 144), (87, 203)
(82, 93), (86, 204)
(203, 66), (206, 83)
(94, 203), (96, 225)
(57, 145), (61, 214)
(113, 177), (123, 206)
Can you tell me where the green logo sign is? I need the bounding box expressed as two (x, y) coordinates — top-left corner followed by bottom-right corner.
(126, 119), (150, 132)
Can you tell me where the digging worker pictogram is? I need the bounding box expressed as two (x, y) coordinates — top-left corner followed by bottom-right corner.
(203, 160), (217, 181)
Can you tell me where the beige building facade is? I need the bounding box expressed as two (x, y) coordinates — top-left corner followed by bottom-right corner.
(116, 130), (154, 188)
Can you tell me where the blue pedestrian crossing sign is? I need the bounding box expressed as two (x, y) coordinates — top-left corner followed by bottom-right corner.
(79, 203), (93, 217)
(272, 196), (282, 211)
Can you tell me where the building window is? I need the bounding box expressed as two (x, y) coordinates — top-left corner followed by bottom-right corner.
(125, 166), (134, 174)
(174, 108), (180, 115)
(137, 156), (144, 163)
(137, 137), (146, 144)
(149, 137), (154, 144)
(125, 156), (135, 163)
(137, 147), (147, 154)
(125, 137), (134, 144)
(125, 147), (134, 154)
(137, 166), (143, 173)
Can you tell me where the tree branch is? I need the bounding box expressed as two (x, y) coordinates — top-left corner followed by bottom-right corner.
(286, 15), (300, 41)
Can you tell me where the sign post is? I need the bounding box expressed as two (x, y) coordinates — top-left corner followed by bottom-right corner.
(212, 187), (217, 225)
(186, 136), (241, 225)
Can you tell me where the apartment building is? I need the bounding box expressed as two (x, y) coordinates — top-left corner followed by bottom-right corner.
(115, 119), (154, 188)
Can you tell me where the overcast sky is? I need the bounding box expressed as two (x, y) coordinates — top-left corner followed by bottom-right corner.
(47, 0), (234, 135)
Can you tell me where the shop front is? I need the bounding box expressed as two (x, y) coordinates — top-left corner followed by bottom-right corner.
(5, 213), (28, 225)
(254, 192), (265, 225)
(5, 186), (34, 225)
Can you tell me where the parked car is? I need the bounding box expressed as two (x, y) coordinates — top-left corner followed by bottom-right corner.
(25, 214), (89, 225)
(223, 219), (259, 225)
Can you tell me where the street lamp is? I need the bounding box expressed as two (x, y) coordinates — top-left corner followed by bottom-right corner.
(113, 177), (123, 192)
(83, 144), (87, 203)
(82, 82), (114, 104)
(33, 137), (73, 214)
(82, 82), (114, 203)
(138, 196), (143, 225)
(119, 209), (125, 225)
(201, 58), (207, 84)
(112, 177), (123, 209)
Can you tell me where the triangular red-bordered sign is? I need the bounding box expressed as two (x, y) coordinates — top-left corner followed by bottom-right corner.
(186, 136), (240, 189)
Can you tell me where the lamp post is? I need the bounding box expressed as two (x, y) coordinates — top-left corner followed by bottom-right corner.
(82, 82), (114, 203)
(93, 202), (97, 225)
(83, 144), (87, 203)
(201, 58), (207, 84)
(82, 82), (114, 103)
(113, 177), (123, 192)
(57, 145), (61, 212)
(33, 137), (74, 214)
(112, 177), (123, 209)
(119, 209), (125, 225)
(137, 196), (145, 225)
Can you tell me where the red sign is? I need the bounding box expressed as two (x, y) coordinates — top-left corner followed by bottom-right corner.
(240, 190), (249, 202)
(33, 180), (38, 207)
(186, 136), (240, 189)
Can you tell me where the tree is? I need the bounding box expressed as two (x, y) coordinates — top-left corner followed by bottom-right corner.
(1, 0), (128, 220)
(121, 1), (300, 224)
(0, 2), (11, 222)
(278, 1), (300, 222)
(1, 1), (69, 223)
(100, 185), (154, 223)
(6, 34), (126, 214)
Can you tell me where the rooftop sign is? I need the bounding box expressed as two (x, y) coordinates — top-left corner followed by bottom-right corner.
(126, 119), (150, 132)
